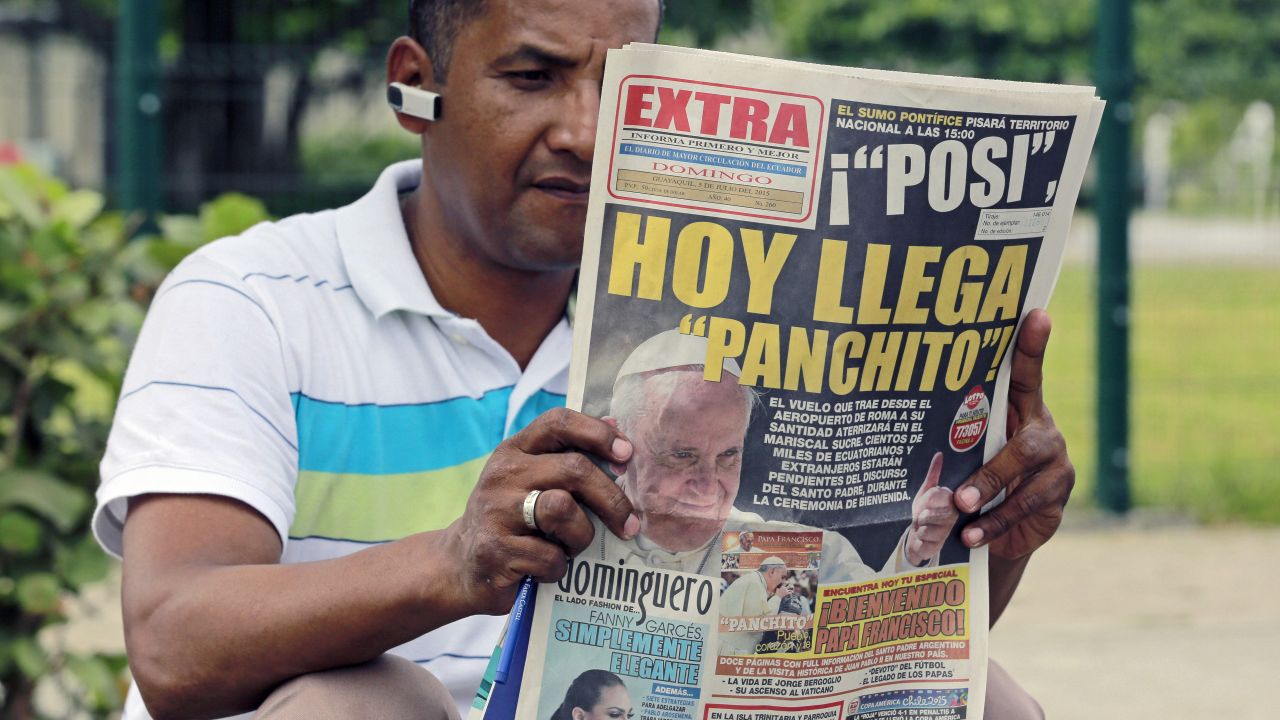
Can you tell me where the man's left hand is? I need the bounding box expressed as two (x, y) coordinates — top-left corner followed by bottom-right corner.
(905, 452), (960, 566)
(956, 309), (1075, 560)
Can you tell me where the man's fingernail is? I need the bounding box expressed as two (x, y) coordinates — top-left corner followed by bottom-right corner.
(959, 486), (981, 511)
(963, 527), (984, 546)
(612, 437), (632, 461)
(624, 514), (640, 538)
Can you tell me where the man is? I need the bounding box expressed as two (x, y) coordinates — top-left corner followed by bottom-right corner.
(764, 575), (813, 654)
(734, 531), (761, 553)
(718, 557), (790, 655)
(769, 576), (811, 618)
(92, 1), (1069, 719)
(593, 329), (958, 581)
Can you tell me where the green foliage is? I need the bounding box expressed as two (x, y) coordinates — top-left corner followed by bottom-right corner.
(204, 0), (404, 55)
(0, 164), (269, 717)
(300, 133), (420, 194)
(685, 0), (1279, 99)
(0, 513), (43, 556)
(676, 0), (1279, 216)
(662, 0), (758, 47)
(152, 192), (270, 268)
(1136, 0), (1280, 103)
(761, 0), (1094, 82)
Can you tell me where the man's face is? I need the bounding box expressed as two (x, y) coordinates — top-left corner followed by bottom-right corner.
(422, 0), (660, 271)
(740, 533), (753, 551)
(620, 372), (750, 552)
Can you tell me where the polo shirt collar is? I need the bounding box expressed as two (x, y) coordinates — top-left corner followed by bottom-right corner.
(336, 159), (452, 320)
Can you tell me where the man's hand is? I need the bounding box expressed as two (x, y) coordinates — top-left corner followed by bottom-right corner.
(445, 408), (640, 615)
(905, 452), (960, 566)
(118, 410), (640, 718)
(956, 309), (1076, 560)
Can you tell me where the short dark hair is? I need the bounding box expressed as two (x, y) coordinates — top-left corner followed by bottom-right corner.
(408, 0), (488, 83)
(408, 0), (665, 83)
(550, 670), (627, 720)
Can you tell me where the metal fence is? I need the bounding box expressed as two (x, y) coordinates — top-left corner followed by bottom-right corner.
(5, 2), (1275, 221)
(3, 0), (412, 217)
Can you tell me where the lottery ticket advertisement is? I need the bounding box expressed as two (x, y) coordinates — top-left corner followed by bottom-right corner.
(472, 45), (1102, 720)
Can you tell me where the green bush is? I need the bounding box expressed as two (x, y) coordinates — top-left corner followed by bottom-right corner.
(0, 164), (268, 717)
(300, 132), (419, 194)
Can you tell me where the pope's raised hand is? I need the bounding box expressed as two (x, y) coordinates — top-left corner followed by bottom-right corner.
(905, 452), (960, 566)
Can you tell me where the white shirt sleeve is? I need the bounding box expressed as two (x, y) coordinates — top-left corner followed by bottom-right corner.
(887, 529), (939, 574)
(818, 530), (879, 584)
(93, 251), (299, 559)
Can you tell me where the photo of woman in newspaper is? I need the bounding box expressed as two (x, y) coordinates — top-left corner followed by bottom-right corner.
(589, 328), (960, 589)
(548, 670), (634, 720)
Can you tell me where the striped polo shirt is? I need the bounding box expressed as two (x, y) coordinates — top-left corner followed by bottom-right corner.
(93, 160), (570, 719)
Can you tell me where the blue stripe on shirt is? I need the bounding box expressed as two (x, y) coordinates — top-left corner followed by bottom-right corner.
(292, 388), (566, 475)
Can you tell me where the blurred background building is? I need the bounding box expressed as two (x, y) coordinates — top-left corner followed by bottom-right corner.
(1, 0), (1276, 717)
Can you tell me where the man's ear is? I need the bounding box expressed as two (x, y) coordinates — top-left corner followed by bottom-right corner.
(386, 36), (439, 135)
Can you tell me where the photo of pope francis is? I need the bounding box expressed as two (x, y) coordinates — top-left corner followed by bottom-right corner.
(590, 329), (960, 583)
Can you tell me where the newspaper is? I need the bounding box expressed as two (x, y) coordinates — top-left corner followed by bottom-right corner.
(472, 45), (1102, 720)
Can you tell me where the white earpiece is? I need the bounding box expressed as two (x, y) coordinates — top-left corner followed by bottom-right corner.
(387, 82), (442, 121)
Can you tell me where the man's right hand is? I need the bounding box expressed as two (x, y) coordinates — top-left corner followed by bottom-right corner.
(445, 407), (640, 615)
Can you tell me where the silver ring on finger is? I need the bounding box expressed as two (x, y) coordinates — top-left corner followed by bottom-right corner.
(522, 489), (542, 532)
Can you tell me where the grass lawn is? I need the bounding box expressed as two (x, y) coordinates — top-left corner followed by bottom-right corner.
(1043, 263), (1280, 524)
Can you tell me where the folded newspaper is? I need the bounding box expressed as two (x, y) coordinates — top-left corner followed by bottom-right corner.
(472, 44), (1103, 720)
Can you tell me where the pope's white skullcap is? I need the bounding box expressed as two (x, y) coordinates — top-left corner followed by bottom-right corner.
(613, 328), (742, 389)
(760, 556), (787, 570)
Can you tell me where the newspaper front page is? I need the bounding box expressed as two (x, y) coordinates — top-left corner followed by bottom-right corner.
(473, 45), (1102, 720)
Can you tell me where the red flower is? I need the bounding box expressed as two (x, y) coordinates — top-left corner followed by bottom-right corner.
(0, 142), (23, 165)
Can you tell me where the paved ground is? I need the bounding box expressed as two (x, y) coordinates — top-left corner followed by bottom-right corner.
(52, 513), (1280, 718)
(992, 513), (1280, 719)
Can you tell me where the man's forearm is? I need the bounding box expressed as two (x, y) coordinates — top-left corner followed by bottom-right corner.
(987, 552), (1031, 627)
(122, 409), (637, 720)
(126, 530), (465, 720)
